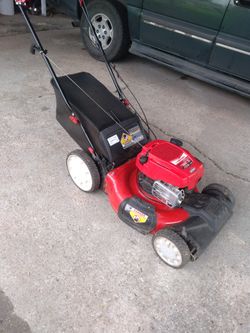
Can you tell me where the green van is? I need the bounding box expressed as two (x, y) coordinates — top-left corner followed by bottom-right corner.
(50, 0), (250, 97)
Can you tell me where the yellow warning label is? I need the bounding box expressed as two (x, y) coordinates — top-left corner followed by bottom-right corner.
(129, 208), (148, 224)
(120, 133), (133, 148)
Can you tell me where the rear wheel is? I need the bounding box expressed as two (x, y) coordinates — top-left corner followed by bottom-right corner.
(152, 229), (191, 269)
(202, 183), (235, 207)
(66, 149), (100, 192)
(80, 0), (130, 61)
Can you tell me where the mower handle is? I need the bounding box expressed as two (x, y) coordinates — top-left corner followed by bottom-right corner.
(17, 3), (72, 111)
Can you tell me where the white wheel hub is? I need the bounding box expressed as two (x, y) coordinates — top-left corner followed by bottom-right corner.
(67, 155), (93, 192)
(89, 13), (113, 50)
(154, 237), (182, 267)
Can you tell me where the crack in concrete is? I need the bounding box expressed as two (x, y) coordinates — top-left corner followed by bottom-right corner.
(152, 124), (250, 183)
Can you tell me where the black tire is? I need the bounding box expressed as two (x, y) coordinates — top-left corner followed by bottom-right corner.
(80, 0), (131, 61)
(66, 149), (100, 193)
(152, 229), (191, 269)
(202, 183), (235, 207)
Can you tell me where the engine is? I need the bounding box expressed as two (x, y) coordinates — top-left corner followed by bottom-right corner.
(152, 180), (185, 207)
(138, 173), (185, 208)
(136, 140), (204, 192)
(135, 139), (204, 208)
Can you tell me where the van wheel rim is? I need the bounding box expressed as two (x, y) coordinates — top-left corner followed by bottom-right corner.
(89, 13), (113, 50)
(154, 237), (182, 267)
(67, 155), (93, 191)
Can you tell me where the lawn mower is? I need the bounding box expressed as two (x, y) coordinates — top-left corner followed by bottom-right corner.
(16, 0), (235, 268)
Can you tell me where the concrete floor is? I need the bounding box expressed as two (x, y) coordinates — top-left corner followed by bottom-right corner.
(0, 14), (250, 333)
(0, 12), (72, 37)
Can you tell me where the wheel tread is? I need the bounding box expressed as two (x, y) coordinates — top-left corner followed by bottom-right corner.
(66, 149), (100, 192)
(152, 229), (191, 269)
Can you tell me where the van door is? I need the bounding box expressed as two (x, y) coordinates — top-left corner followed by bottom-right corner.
(209, 0), (250, 81)
(140, 0), (230, 65)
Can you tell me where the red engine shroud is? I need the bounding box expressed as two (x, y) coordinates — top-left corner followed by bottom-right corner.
(136, 140), (204, 190)
(104, 140), (204, 233)
(104, 159), (189, 233)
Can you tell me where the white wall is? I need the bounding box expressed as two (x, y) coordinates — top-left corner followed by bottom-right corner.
(0, 0), (14, 15)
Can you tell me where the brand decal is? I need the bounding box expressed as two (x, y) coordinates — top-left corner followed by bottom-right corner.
(107, 134), (119, 146)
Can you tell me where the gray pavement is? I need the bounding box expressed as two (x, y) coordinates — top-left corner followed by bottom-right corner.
(0, 12), (72, 37)
(0, 14), (250, 333)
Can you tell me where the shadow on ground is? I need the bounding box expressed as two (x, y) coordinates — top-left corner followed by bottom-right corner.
(0, 289), (31, 333)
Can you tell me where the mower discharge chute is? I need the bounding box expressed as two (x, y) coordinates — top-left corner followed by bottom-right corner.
(16, 0), (235, 268)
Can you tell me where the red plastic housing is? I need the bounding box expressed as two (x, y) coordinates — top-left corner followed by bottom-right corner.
(105, 158), (190, 233)
(104, 139), (204, 233)
(136, 140), (204, 190)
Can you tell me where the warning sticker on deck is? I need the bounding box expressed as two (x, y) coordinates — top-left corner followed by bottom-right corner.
(120, 126), (144, 149)
(125, 204), (149, 224)
(120, 133), (133, 148)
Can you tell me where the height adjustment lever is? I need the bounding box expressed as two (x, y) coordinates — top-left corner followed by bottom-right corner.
(30, 43), (40, 55)
(30, 43), (47, 55)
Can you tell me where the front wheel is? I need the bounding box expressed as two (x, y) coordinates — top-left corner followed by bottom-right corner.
(80, 0), (131, 61)
(66, 149), (100, 192)
(152, 229), (191, 269)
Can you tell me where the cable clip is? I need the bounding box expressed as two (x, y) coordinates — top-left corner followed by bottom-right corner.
(122, 99), (130, 106)
(69, 114), (80, 125)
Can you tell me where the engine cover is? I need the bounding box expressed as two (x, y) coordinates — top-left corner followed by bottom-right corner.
(136, 140), (204, 190)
